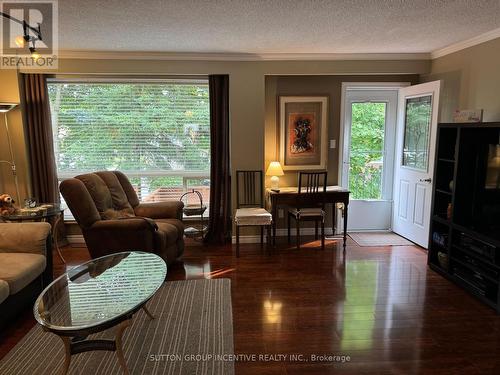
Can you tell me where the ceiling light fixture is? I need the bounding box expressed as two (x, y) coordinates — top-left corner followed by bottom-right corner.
(14, 35), (25, 47)
(0, 11), (43, 57)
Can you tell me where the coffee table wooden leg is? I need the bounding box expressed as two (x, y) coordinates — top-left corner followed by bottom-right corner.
(142, 304), (155, 320)
(115, 319), (131, 375)
(59, 336), (71, 375)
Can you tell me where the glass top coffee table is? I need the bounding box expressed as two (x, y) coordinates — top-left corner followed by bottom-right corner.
(34, 251), (166, 375)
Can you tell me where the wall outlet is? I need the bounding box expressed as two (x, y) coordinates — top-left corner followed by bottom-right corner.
(278, 209), (284, 218)
(330, 139), (336, 149)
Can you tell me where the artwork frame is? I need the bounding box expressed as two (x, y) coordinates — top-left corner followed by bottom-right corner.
(279, 96), (328, 170)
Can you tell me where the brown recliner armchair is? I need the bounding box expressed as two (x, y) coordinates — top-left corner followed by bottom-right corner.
(60, 171), (184, 265)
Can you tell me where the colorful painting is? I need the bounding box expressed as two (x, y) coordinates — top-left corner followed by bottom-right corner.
(279, 96), (328, 170)
(289, 113), (315, 155)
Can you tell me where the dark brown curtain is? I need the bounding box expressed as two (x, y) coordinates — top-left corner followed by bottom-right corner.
(20, 73), (59, 203)
(204, 75), (231, 244)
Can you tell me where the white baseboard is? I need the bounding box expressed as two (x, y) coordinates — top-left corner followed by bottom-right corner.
(231, 227), (336, 244)
(66, 234), (85, 244)
(67, 229), (342, 245)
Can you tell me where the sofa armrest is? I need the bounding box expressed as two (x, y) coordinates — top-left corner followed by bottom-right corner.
(0, 223), (51, 256)
(134, 201), (184, 220)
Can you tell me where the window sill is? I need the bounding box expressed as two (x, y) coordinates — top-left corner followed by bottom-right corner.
(63, 216), (205, 224)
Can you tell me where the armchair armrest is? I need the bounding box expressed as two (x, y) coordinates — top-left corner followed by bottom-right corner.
(0, 223), (51, 256)
(90, 217), (158, 232)
(134, 201), (184, 220)
(84, 217), (159, 259)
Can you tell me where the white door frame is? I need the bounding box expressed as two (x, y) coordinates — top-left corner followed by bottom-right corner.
(338, 82), (410, 231)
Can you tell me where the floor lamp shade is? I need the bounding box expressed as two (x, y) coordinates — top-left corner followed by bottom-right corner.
(0, 103), (21, 204)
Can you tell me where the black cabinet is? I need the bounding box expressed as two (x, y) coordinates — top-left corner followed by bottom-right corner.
(428, 122), (500, 312)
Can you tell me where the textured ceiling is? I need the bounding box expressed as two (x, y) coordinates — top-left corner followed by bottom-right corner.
(58, 0), (500, 54)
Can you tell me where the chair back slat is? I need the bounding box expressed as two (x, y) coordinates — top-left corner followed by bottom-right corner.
(236, 170), (264, 208)
(298, 171), (327, 194)
(296, 171), (328, 208)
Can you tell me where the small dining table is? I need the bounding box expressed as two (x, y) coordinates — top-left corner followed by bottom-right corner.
(265, 186), (350, 250)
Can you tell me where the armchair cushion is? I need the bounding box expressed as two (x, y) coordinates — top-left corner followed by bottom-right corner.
(95, 171), (135, 214)
(76, 172), (135, 219)
(0, 222), (51, 255)
(0, 253), (46, 294)
(0, 280), (9, 304)
(59, 178), (101, 228)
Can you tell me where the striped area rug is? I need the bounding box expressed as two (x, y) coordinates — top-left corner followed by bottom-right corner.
(0, 279), (234, 375)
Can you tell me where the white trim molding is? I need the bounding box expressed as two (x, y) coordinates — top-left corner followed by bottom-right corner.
(66, 234), (85, 244)
(70, 229), (338, 245)
(58, 50), (430, 61)
(231, 227), (336, 244)
(431, 27), (500, 59)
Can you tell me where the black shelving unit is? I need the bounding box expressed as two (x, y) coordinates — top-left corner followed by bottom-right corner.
(428, 122), (500, 312)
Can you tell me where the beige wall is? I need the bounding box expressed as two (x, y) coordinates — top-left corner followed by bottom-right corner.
(264, 74), (419, 188)
(1, 57), (430, 217)
(423, 37), (500, 122)
(0, 70), (31, 203)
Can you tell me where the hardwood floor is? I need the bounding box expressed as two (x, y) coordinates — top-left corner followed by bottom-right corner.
(1, 237), (500, 374)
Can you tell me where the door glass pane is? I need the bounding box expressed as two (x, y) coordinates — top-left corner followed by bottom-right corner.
(349, 102), (386, 199)
(402, 95), (432, 170)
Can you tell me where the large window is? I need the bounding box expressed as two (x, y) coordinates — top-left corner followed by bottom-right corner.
(48, 79), (210, 210)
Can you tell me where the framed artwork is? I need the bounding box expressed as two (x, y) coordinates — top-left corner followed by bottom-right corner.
(279, 96), (328, 170)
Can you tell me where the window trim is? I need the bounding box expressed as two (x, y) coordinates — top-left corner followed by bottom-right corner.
(50, 77), (212, 219)
(47, 76), (208, 85)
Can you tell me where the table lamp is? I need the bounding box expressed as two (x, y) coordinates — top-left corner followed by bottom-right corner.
(0, 103), (20, 204)
(266, 161), (284, 191)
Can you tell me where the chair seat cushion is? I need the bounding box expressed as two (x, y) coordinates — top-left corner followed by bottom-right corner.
(0, 280), (9, 304)
(289, 208), (325, 218)
(235, 208), (272, 226)
(0, 253), (46, 295)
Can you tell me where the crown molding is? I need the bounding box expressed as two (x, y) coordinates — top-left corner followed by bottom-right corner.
(57, 27), (500, 62)
(58, 50), (430, 61)
(431, 27), (500, 59)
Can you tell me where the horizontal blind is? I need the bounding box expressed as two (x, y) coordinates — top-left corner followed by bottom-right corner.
(48, 81), (210, 176)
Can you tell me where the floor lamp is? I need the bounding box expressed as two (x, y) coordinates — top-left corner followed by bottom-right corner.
(0, 103), (21, 204)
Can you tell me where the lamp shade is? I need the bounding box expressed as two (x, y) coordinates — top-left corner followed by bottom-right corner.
(266, 161), (284, 176)
(0, 103), (17, 113)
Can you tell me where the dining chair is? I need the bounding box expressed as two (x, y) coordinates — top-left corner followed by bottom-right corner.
(288, 171), (328, 250)
(234, 170), (273, 257)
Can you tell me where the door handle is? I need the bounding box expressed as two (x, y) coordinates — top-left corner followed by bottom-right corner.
(419, 178), (432, 183)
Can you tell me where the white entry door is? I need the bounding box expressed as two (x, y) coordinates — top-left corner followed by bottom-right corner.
(392, 81), (440, 248)
(340, 84), (403, 231)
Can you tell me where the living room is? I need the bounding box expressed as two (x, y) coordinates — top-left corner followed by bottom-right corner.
(1, 1), (500, 374)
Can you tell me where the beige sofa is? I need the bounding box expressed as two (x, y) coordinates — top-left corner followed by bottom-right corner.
(0, 223), (53, 327)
